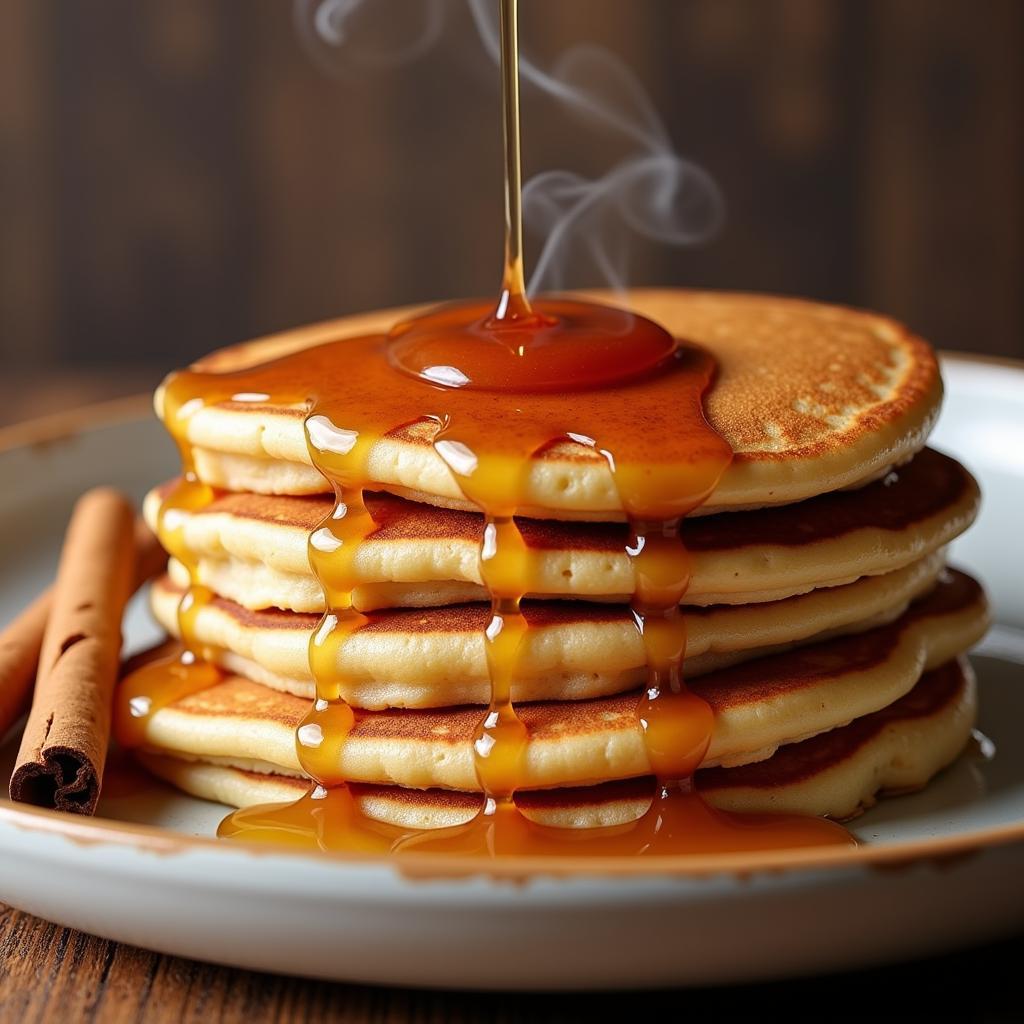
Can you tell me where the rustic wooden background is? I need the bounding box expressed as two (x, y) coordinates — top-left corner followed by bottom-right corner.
(0, 0), (1021, 385)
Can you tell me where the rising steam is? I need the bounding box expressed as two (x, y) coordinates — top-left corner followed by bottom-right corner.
(297, 0), (723, 294)
(294, 0), (446, 74)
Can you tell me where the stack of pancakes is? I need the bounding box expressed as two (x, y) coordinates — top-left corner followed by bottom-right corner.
(128, 291), (989, 830)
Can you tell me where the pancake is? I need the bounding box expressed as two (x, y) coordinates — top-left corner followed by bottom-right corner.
(146, 447), (977, 612)
(137, 657), (976, 825)
(127, 570), (988, 791)
(163, 290), (942, 520)
(150, 552), (945, 707)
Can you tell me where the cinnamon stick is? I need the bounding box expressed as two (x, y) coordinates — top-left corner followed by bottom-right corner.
(0, 592), (50, 743)
(0, 518), (163, 745)
(8, 492), (163, 814)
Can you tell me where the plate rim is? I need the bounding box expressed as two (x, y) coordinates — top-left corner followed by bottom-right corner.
(3, 790), (1024, 882)
(1, 353), (1022, 882)
(0, 392), (153, 453)
(940, 350), (1024, 373)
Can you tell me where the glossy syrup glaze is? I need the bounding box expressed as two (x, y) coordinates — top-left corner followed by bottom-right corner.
(117, 0), (852, 858)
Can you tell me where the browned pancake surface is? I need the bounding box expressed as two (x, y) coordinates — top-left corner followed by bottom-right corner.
(692, 570), (978, 710)
(698, 658), (967, 791)
(207, 658), (967, 815)
(683, 448), (966, 551)
(164, 571), (980, 744)
(173, 676), (301, 727)
(158, 447), (971, 553)
(191, 593), (630, 635)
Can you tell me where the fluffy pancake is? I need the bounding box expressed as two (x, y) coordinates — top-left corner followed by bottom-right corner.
(146, 447), (977, 612)
(161, 289), (941, 519)
(150, 552), (944, 707)
(137, 657), (976, 825)
(129, 571), (988, 791)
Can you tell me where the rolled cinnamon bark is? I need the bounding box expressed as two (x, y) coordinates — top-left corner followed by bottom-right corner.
(0, 592), (50, 743)
(0, 518), (164, 745)
(8, 492), (163, 814)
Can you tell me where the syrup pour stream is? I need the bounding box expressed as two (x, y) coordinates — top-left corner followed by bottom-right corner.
(117, 0), (852, 856)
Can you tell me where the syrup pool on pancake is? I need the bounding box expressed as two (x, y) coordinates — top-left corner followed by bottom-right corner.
(118, 0), (852, 857)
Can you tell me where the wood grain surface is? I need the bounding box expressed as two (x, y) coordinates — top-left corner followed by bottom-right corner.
(0, 0), (1021, 373)
(0, 902), (1020, 1023)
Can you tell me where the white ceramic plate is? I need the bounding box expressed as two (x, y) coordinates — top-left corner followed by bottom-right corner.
(0, 357), (1022, 990)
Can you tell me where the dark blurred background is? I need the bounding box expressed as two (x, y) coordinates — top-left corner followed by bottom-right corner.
(0, 0), (1021, 423)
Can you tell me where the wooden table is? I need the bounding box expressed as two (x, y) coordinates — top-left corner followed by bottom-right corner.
(0, 904), (1021, 1022)
(1, 372), (1020, 1020)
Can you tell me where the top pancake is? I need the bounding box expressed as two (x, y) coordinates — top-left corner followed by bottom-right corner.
(162, 289), (941, 520)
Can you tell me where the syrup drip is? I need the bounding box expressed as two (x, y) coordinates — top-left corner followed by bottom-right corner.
(496, 0), (529, 325)
(119, 0), (853, 858)
(221, 780), (850, 858)
(114, 389), (225, 750)
(118, 321), (850, 857)
(386, 0), (675, 394)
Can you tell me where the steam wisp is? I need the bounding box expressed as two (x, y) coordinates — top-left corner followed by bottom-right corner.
(298, 0), (723, 294)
